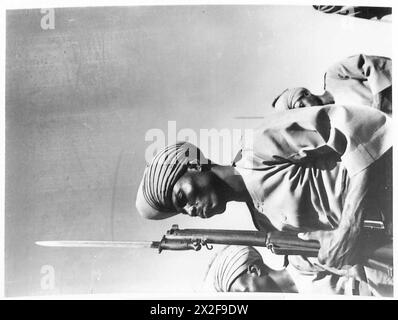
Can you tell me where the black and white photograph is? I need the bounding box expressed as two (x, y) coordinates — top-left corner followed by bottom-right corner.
(2, 0), (395, 300)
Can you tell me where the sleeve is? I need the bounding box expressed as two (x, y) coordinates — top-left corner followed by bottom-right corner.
(326, 106), (392, 176)
(248, 107), (342, 165)
(325, 54), (392, 95)
(245, 106), (391, 177)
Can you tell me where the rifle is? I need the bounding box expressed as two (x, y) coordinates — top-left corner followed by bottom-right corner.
(37, 224), (393, 277)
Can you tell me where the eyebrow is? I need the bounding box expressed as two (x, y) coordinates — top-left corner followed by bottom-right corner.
(292, 93), (306, 108)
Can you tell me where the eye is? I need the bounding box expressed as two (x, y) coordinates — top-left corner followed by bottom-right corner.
(304, 91), (310, 97)
(293, 101), (303, 109)
(177, 190), (187, 208)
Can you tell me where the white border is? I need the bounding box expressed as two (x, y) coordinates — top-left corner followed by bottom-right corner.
(0, 0), (396, 301)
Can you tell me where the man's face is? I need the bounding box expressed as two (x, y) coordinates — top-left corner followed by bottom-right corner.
(229, 268), (282, 293)
(289, 88), (323, 109)
(171, 169), (227, 219)
(274, 87), (324, 111)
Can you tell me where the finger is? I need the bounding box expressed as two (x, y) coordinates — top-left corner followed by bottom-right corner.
(297, 232), (309, 240)
(298, 232), (318, 241)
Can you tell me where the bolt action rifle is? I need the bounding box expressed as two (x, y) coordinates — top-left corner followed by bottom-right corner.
(37, 223), (393, 277)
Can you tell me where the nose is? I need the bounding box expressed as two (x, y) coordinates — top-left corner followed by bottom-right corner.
(184, 204), (197, 217)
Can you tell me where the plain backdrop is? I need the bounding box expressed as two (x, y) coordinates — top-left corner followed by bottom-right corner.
(5, 5), (392, 296)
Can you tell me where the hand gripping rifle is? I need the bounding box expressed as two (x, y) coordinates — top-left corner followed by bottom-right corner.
(37, 224), (393, 277)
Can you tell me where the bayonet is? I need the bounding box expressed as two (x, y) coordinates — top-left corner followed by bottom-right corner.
(36, 240), (160, 249)
(36, 234), (203, 253)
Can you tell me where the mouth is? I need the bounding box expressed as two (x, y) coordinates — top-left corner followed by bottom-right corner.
(199, 210), (207, 219)
(198, 207), (209, 219)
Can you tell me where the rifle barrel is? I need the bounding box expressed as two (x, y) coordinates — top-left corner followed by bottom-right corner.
(166, 225), (320, 255)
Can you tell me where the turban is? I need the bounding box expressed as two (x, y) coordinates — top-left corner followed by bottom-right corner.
(136, 142), (208, 219)
(204, 246), (263, 292)
(273, 87), (307, 111)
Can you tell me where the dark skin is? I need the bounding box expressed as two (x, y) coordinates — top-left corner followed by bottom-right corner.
(229, 262), (298, 293)
(171, 163), (251, 218)
(274, 88), (334, 111)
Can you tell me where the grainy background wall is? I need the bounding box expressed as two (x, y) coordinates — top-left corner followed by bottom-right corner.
(5, 5), (392, 296)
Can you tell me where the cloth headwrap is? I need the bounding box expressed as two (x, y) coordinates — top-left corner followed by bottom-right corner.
(273, 87), (306, 111)
(204, 246), (263, 292)
(136, 142), (207, 218)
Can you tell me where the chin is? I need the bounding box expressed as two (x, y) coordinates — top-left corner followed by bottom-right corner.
(204, 204), (225, 218)
(213, 203), (227, 216)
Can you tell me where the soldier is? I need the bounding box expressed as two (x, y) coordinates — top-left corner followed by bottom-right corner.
(272, 54), (392, 115)
(202, 245), (392, 296)
(136, 104), (392, 269)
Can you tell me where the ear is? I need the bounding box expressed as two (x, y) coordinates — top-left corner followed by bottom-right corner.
(186, 159), (203, 172)
(247, 264), (262, 277)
